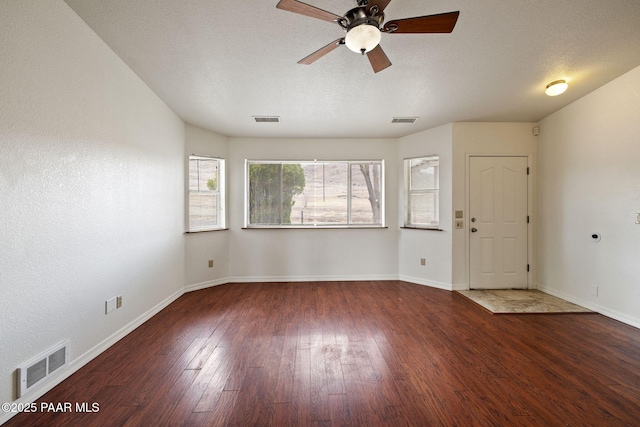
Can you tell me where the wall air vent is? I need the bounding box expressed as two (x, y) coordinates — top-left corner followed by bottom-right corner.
(391, 117), (419, 124)
(16, 341), (69, 397)
(253, 116), (280, 123)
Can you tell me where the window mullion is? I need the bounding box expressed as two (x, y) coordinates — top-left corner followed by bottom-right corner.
(196, 159), (201, 192)
(278, 164), (282, 225)
(343, 162), (348, 225)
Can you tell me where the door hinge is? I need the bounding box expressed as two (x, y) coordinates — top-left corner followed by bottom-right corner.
(527, 167), (530, 175)
(527, 215), (530, 223)
(527, 264), (530, 272)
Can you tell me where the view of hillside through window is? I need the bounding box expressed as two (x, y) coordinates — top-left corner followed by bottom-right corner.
(247, 161), (383, 227)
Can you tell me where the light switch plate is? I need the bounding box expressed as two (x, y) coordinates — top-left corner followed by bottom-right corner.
(636, 213), (640, 224)
(105, 297), (116, 314)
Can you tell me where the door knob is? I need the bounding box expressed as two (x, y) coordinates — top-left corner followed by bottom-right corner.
(471, 228), (478, 233)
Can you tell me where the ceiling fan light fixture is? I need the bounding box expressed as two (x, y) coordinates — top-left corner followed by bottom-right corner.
(545, 79), (568, 96)
(345, 24), (381, 54)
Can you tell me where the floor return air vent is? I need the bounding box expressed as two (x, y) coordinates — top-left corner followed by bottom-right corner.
(16, 341), (69, 398)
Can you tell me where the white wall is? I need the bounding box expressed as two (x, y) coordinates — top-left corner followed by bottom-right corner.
(0, 0), (185, 412)
(184, 125), (230, 290)
(397, 124), (454, 289)
(2, 2), (639, 420)
(226, 138), (399, 282)
(537, 65), (640, 327)
(452, 122), (538, 289)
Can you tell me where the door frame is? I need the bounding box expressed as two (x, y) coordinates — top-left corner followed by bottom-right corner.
(465, 154), (533, 290)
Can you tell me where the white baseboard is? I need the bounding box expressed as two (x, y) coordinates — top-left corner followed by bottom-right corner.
(536, 283), (640, 329)
(227, 274), (400, 283)
(398, 275), (453, 291)
(0, 288), (184, 426)
(186, 275), (452, 292)
(184, 278), (229, 293)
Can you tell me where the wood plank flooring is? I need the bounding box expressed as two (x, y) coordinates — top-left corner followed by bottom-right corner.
(6, 281), (640, 426)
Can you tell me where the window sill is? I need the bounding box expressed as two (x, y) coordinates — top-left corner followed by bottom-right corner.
(401, 226), (444, 231)
(185, 228), (229, 234)
(242, 226), (388, 230)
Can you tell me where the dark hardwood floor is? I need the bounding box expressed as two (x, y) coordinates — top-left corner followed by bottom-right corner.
(6, 281), (640, 426)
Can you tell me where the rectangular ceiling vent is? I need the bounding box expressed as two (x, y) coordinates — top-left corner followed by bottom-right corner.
(16, 341), (69, 398)
(253, 116), (280, 123)
(392, 117), (419, 124)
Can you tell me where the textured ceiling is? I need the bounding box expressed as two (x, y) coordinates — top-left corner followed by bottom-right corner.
(63, 0), (640, 138)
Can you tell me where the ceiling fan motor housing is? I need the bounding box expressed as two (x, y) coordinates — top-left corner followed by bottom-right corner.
(338, 6), (385, 32)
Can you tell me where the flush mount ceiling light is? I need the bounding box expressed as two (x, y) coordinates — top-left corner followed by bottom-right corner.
(545, 80), (568, 96)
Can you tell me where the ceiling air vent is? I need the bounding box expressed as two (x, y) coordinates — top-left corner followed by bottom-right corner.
(253, 116), (280, 123)
(392, 117), (419, 124)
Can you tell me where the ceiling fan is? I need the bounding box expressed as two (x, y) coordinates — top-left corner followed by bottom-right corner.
(276, 0), (460, 73)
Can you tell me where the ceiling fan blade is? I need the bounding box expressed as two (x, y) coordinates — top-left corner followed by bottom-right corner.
(384, 11), (460, 33)
(367, 0), (393, 14)
(298, 38), (344, 65)
(276, 0), (341, 23)
(367, 45), (392, 73)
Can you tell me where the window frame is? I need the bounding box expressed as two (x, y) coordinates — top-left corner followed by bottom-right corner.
(244, 159), (385, 229)
(404, 155), (440, 229)
(187, 154), (225, 232)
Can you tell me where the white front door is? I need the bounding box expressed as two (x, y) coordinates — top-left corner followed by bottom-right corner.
(469, 156), (529, 289)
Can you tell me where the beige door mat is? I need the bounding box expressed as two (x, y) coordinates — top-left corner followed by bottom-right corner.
(456, 289), (593, 314)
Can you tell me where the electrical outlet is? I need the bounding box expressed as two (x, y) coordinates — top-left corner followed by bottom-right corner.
(636, 213), (640, 224)
(116, 295), (122, 309)
(420, 258), (426, 266)
(208, 259), (214, 268)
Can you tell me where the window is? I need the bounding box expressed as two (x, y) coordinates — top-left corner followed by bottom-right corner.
(404, 155), (439, 227)
(246, 160), (384, 227)
(188, 155), (225, 231)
